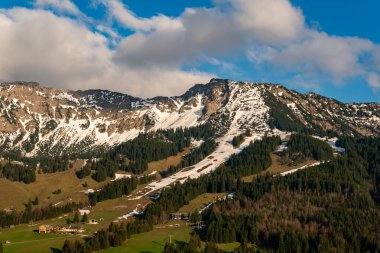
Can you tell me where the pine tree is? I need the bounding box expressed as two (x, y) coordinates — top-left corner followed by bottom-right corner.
(188, 233), (201, 250)
(91, 236), (100, 251)
(33, 196), (39, 205)
(73, 211), (80, 223)
(25, 200), (33, 212)
(62, 240), (74, 253)
(82, 212), (88, 224)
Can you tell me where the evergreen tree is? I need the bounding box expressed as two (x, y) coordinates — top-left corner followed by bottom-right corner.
(188, 233), (201, 250)
(0, 162), (36, 184)
(32, 196), (39, 206)
(82, 212), (88, 224)
(88, 177), (139, 206)
(73, 211), (80, 223)
(62, 240), (74, 253)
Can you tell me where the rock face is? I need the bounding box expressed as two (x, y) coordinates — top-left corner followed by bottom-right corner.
(0, 79), (379, 156)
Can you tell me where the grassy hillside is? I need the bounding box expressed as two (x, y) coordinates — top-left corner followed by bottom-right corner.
(1, 219), (191, 253)
(178, 193), (227, 214)
(0, 160), (106, 210)
(101, 221), (191, 253)
(242, 152), (317, 182)
(147, 147), (190, 175)
(0, 147), (191, 211)
(0, 151), (192, 252)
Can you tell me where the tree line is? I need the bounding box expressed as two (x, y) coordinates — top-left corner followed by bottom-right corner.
(227, 135), (280, 177)
(0, 162), (36, 184)
(232, 129), (251, 148)
(0, 154), (71, 184)
(160, 139), (218, 178)
(279, 134), (334, 166)
(0, 125), (216, 184)
(0, 202), (83, 228)
(77, 124), (217, 182)
(88, 176), (155, 206)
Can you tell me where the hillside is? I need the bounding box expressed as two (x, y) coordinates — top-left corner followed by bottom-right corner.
(0, 79), (379, 157)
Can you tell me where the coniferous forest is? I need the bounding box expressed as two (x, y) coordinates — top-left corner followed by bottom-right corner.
(0, 125), (217, 184)
(60, 135), (380, 253)
(0, 162), (36, 184)
(75, 125), (217, 182)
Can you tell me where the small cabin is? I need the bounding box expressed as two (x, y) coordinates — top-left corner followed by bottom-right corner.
(39, 225), (53, 233)
(88, 219), (98, 225)
(79, 209), (91, 215)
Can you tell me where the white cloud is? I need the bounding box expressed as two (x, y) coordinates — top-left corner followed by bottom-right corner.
(101, 0), (182, 31)
(0, 8), (212, 98)
(247, 46), (277, 63)
(229, 0), (304, 44)
(374, 46), (380, 70)
(114, 7), (245, 68)
(270, 31), (374, 82)
(368, 73), (380, 89)
(0, 0), (379, 98)
(34, 0), (81, 16)
(111, 0), (305, 69)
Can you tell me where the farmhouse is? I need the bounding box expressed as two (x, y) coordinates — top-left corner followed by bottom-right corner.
(171, 213), (189, 220)
(38, 225), (53, 233)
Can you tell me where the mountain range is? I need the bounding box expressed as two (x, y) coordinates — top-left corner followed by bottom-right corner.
(0, 79), (379, 157)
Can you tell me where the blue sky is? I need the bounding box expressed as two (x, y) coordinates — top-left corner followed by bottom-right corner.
(0, 0), (379, 102)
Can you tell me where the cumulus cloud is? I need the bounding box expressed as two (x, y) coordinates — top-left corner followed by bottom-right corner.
(101, 0), (182, 31)
(270, 31), (374, 82)
(34, 0), (82, 16)
(114, 7), (245, 68)
(0, 8), (212, 97)
(374, 47), (380, 70)
(368, 73), (380, 89)
(0, 0), (379, 98)
(112, 0), (305, 69)
(229, 0), (304, 44)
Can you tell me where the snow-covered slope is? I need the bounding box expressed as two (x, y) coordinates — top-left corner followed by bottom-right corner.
(0, 79), (379, 156)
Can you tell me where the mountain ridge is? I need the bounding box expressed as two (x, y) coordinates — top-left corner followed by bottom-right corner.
(0, 79), (379, 157)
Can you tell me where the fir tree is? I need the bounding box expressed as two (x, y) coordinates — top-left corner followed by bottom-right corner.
(32, 196), (39, 205)
(73, 211), (80, 223)
(82, 213), (88, 224)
